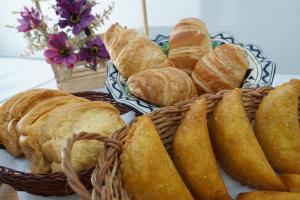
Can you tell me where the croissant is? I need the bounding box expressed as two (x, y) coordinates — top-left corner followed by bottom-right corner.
(192, 43), (248, 94)
(281, 174), (300, 192)
(104, 23), (173, 78)
(169, 18), (212, 75)
(127, 67), (198, 106)
(173, 98), (231, 200)
(41, 101), (125, 172)
(6, 89), (70, 156)
(237, 191), (300, 200)
(255, 79), (300, 173)
(18, 96), (88, 173)
(209, 89), (286, 190)
(120, 115), (194, 200)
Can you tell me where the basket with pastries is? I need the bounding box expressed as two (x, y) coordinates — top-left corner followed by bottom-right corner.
(63, 79), (300, 200)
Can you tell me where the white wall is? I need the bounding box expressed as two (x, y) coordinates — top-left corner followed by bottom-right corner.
(0, 0), (299, 74)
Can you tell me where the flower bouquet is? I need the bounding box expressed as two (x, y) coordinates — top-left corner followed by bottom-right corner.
(11, 0), (114, 92)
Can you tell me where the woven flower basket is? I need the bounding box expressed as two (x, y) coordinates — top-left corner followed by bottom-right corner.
(0, 91), (133, 196)
(61, 86), (284, 200)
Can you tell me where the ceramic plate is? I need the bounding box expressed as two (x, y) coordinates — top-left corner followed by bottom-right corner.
(106, 32), (276, 114)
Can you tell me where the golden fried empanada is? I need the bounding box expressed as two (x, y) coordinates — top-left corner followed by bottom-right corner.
(120, 115), (194, 200)
(237, 191), (300, 200)
(281, 174), (300, 192)
(209, 89), (286, 190)
(173, 98), (231, 200)
(255, 79), (300, 173)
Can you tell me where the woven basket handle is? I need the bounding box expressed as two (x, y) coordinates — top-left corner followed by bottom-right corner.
(62, 131), (122, 200)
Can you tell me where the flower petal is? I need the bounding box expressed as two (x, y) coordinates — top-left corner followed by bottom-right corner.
(44, 49), (58, 58)
(66, 54), (78, 64)
(72, 24), (81, 35)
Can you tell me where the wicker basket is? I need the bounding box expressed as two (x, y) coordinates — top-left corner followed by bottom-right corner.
(0, 91), (133, 196)
(61, 86), (289, 200)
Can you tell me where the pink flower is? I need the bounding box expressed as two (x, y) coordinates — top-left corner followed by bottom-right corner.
(17, 6), (42, 32)
(44, 32), (78, 69)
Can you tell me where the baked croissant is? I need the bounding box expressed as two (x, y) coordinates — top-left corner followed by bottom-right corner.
(281, 174), (300, 192)
(169, 18), (212, 75)
(255, 79), (300, 173)
(104, 23), (173, 78)
(192, 43), (248, 94)
(127, 67), (198, 106)
(237, 191), (300, 200)
(209, 89), (286, 190)
(120, 115), (194, 200)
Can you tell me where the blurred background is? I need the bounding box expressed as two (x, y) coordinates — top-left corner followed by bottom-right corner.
(0, 0), (299, 74)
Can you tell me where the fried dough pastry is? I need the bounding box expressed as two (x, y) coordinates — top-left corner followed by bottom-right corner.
(173, 98), (231, 200)
(255, 79), (300, 173)
(120, 115), (194, 200)
(237, 191), (300, 200)
(18, 96), (88, 173)
(209, 89), (286, 190)
(7, 89), (70, 156)
(281, 174), (300, 192)
(41, 101), (125, 172)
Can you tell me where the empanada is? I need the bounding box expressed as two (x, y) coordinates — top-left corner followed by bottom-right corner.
(7, 89), (70, 156)
(237, 191), (300, 200)
(255, 79), (300, 173)
(128, 67), (198, 106)
(120, 115), (194, 200)
(173, 98), (231, 200)
(281, 174), (300, 192)
(18, 96), (88, 173)
(209, 89), (285, 190)
(41, 101), (125, 172)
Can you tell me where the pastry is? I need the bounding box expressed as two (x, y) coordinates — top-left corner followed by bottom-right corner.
(192, 43), (248, 94)
(103, 23), (173, 78)
(18, 96), (88, 173)
(237, 191), (300, 200)
(169, 18), (212, 75)
(209, 89), (286, 190)
(255, 79), (300, 173)
(281, 174), (300, 192)
(0, 89), (41, 150)
(120, 115), (194, 200)
(127, 67), (197, 106)
(173, 98), (231, 200)
(41, 101), (125, 172)
(6, 89), (70, 156)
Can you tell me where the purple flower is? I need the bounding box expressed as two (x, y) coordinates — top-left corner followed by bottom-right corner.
(44, 32), (78, 69)
(17, 6), (42, 32)
(57, 0), (95, 35)
(79, 36), (110, 69)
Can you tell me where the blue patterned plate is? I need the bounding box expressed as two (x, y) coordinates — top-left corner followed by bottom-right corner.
(106, 32), (276, 114)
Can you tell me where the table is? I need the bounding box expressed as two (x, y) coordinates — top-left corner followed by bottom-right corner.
(1, 57), (300, 199)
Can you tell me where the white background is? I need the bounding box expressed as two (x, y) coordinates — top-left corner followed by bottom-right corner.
(0, 0), (299, 74)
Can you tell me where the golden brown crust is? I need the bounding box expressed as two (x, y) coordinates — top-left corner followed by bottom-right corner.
(237, 191), (300, 200)
(281, 174), (300, 192)
(209, 89), (286, 190)
(169, 18), (212, 75)
(0, 89), (42, 150)
(127, 67), (198, 106)
(104, 23), (173, 78)
(18, 96), (88, 173)
(120, 115), (193, 200)
(192, 43), (248, 94)
(255, 79), (300, 173)
(7, 89), (70, 156)
(173, 98), (232, 200)
(41, 101), (125, 172)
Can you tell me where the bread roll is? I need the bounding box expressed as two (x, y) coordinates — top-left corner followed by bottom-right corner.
(18, 96), (88, 173)
(255, 79), (300, 173)
(41, 101), (125, 172)
(169, 18), (212, 75)
(104, 23), (173, 78)
(192, 43), (248, 94)
(120, 115), (194, 200)
(128, 67), (197, 106)
(7, 89), (70, 156)
(209, 89), (286, 190)
(173, 98), (231, 200)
